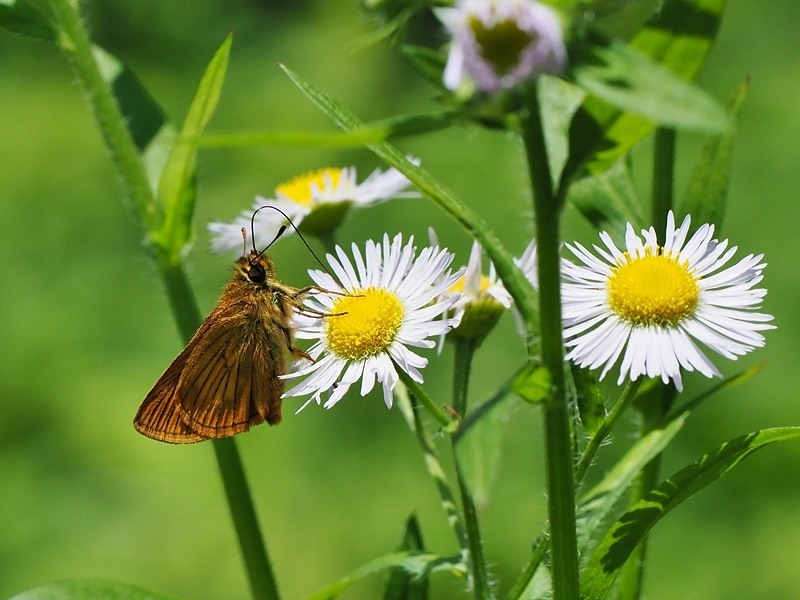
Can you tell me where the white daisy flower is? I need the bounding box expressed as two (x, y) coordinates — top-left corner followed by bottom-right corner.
(208, 164), (418, 253)
(561, 212), (775, 392)
(282, 234), (461, 409)
(439, 0), (567, 93)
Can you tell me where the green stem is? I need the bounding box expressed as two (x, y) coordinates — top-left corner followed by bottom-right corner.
(48, 3), (279, 597)
(398, 369), (453, 428)
(402, 389), (468, 553)
(521, 82), (579, 600)
(454, 455), (493, 599)
(452, 338), (476, 418)
(48, 0), (159, 231)
(617, 127), (678, 600)
(575, 379), (642, 485)
(652, 127), (676, 241)
(213, 438), (280, 600)
(507, 535), (548, 600)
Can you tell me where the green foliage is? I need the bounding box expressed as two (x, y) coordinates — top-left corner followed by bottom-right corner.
(9, 580), (179, 600)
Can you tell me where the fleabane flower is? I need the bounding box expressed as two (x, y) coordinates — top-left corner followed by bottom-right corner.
(561, 212), (774, 392)
(440, 0), (567, 93)
(514, 239), (539, 289)
(282, 234), (461, 409)
(444, 240), (512, 342)
(208, 165), (418, 253)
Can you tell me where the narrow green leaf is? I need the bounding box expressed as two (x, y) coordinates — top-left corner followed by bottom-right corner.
(306, 552), (466, 600)
(513, 360), (551, 405)
(9, 579), (178, 600)
(562, 0), (727, 181)
(152, 34), (232, 262)
(384, 515), (429, 600)
(0, 0), (54, 41)
(582, 427), (800, 599)
(567, 158), (645, 238)
(454, 458), (493, 599)
(571, 32), (730, 134)
(571, 365), (606, 436)
(677, 77), (750, 233)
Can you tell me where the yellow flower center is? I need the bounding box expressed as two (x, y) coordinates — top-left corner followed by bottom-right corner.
(608, 250), (699, 326)
(326, 288), (404, 360)
(275, 168), (343, 207)
(470, 16), (534, 74)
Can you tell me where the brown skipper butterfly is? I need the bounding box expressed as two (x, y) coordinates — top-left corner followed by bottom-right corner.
(134, 207), (326, 444)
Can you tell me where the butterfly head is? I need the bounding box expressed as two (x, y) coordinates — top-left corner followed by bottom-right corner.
(234, 250), (276, 287)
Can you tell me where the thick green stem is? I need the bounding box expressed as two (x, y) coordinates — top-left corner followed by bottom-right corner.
(48, 3), (279, 597)
(213, 438), (281, 600)
(49, 0), (159, 231)
(521, 83), (579, 600)
(652, 127), (676, 241)
(618, 127), (678, 600)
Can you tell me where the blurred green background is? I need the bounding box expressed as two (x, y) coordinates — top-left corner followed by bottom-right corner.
(2, 1), (799, 598)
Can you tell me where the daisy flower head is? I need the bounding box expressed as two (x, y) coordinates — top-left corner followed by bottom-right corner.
(282, 234), (461, 410)
(208, 164), (418, 253)
(561, 212), (774, 392)
(444, 240), (513, 342)
(439, 0), (567, 94)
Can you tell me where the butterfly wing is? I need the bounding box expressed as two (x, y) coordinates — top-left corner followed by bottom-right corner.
(174, 300), (287, 437)
(134, 342), (207, 444)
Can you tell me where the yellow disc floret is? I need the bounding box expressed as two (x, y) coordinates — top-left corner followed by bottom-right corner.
(327, 288), (404, 360)
(608, 249), (699, 326)
(275, 168), (343, 207)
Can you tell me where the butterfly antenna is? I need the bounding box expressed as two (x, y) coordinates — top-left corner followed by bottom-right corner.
(250, 205), (336, 278)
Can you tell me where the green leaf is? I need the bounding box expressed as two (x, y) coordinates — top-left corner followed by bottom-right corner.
(582, 427), (800, 599)
(197, 128), (388, 148)
(576, 413), (688, 550)
(571, 32), (730, 134)
(384, 515), (429, 600)
(151, 34), (232, 263)
(562, 0), (727, 182)
(677, 77), (750, 234)
(513, 360), (551, 405)
(454, 458), (493, 598)
(399, 45), (447, 90)
(0, 0), (54, 41)
(571, 366), (606, 436)
(306, 552), (465, 600)
(456, 384), (514, 512)
(9, 579), (179, 600)
(567, 158), (645, 238)
(91, 46), (176, 196)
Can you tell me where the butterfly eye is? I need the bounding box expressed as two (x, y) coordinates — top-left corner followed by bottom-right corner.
(247, 263), (266, 284)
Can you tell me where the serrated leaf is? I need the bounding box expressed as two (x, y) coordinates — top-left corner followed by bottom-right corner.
(582, 427), (800, 599)
(513, 361), (551, 405)
(8, 579), (179, 600)
(677, 77), (750, 234)
(571, 365), (607, 435)
(307, 552), (466, 600)
(0, 0), (54, 41)
(562, 0), (727, 182)
(384, 515), (428, 600)
(152, 34), (232, 263)
(567, 158), (645, 238)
